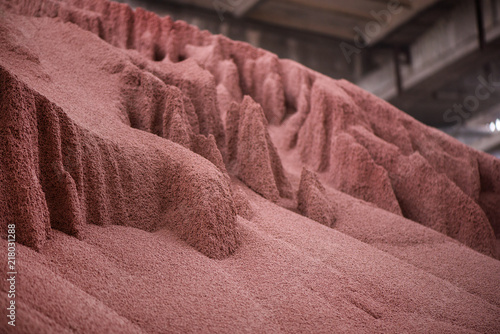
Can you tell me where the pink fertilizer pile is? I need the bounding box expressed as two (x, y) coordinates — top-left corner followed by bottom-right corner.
(0, 0), (499, 332)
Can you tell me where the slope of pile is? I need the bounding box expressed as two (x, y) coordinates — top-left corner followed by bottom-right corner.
(0, 0), (499, 333)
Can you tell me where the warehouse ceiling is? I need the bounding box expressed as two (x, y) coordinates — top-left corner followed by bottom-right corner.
(160, 0), (441, 44)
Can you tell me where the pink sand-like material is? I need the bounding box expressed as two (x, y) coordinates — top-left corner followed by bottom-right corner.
(0, 0), (499, 332)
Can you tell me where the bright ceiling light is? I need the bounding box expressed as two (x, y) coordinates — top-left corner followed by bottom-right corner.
(490, 122), (496, 132)
(496, 119), (500, 131)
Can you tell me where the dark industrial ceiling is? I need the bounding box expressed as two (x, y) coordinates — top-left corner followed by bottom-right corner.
(160, 0), (441, 45)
